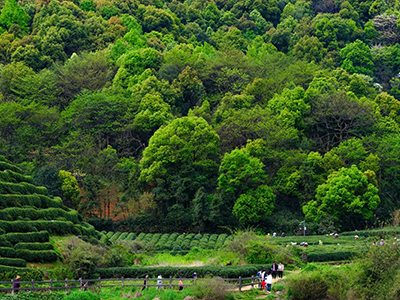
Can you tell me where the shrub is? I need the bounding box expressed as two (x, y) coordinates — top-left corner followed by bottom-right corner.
(287, 264), (357, 300)
(0, 194), (62, 209)
(14, 242), (54, 251)
(4, 231), (49, 245)
(0, 170), (33, 184)
(118, 232), (128, 240)
(0, 161), (22, 173)
(0, 247), (16, 257)
(0, 292), (64, 299)
(0, 257), (26, 267)
(192, 277), (234, 300)
(15, 250), (58, 263)
(126, 233), (136, 241)
(94, 264), (272, 279)
(0, 182), (48, 196)
(109, 232), (121, 242)
(0, 265), (43, 281)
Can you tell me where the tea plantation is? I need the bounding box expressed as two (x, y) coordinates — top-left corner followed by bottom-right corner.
(0, 157), (99, 279)
(103, 231), (234, 251)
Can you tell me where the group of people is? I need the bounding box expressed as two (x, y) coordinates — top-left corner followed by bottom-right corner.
(257, 262), (284, 293)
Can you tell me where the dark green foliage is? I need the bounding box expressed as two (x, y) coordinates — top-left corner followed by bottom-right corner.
(0, 265), (43, 281)
(4, 231), (49, 245)
(0, 207), (80, 223)
(0, 292), (64, 299)
(15, 249), (58, 263)
(14, 242), (54, 251)
(0, 247), (16, 257)
(0, 257), (26, 267)
(94, 264), (272, 279)
(0, 182), (48, 196)
(0, 162), (22, 173)
(0, 195), (63, 209)
(0, 170), (33, 184)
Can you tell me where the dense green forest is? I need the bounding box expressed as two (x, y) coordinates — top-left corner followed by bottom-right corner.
(0, 0), (400, 234)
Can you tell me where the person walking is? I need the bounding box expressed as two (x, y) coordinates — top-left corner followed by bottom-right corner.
(266, 272), (273, 293)
(157, 274), (163, 290)
(142, 274), (149, 291)
(14, 275), (20, 292)
(277, 262), (284, 278)
(271, 262), (278, 279)
(179, 279), (183, 291)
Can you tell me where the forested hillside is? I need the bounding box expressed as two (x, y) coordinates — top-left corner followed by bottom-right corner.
(0, 0), (399, 234)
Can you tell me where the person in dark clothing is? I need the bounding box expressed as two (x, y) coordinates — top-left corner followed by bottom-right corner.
(271, 262), (278, 279)
(192, 271), (197, 280)
(14, 275), (20, 292)
(142, 274), (149, 291)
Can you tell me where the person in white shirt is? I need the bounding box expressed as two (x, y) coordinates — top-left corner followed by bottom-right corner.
(277, 262), (284, 278)
(266, 273), (273, 293)
(157, 274), (163, 290)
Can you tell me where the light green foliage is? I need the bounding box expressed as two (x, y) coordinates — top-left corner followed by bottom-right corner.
(58, 170), (80, 208)
(218, 148), (266, 196)
(340, 39), (375, 75)
(303, 165), (380, 225)
(0, 0), (30, 33)
(140, 116), (220, 184)
(113, 48), (163, 89)
(232, 185), (275, 225)
(293, 35), (327, 63)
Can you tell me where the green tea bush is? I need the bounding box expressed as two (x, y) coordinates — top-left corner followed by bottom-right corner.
(136, 233), (146, 241)
(0, 194), (62, 209)
(126, 233), (136, 241)
(0, 207), (80, 223)
(4, 231), (49, 245)
(14, 242), (54, 251)
(0, 161), (22, 173)
(109, 232), (121, 242)
(106, 231), (114, 238)
(118, 232), (128, 240)
(0, 170), (33, 184)
(150, 233), (161, 244)
(0, 257), (26, 267)
(192, 277), (234, 300)
(143, 233), (153, 243)
(15, 249), (58, 263)
(0, 220), (77, 235)
(94, 264), (271, 279)
(0, 236), (12, 247)
(0, 265), (43, 280)
(0, 247), (16, 257)
(0, 182), (48, 196)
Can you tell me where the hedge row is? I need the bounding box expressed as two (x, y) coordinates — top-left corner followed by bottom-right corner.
(0, 236), (12, 247)
(0, 207), (81, 223)
(0, 247), (58, 262)
(107, 232), (233, 250)
(307, 250), (361, 262)
(14, 242), (54, 251)
(0, 257), (26, 267)
(0, 194), (63, 209)
(0, 265), (43, 281)
(4, 231), (49, 245)
(0, 182), (48, 196)
(94, 264), (271, 279)
(341, 228), (400, 237)
(0, 170), (33, 184)
(270, 235), (360, 246)
(0, 220), (98, 237)
(0, 161), (22, 174)
(15, 250), (58, 263)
